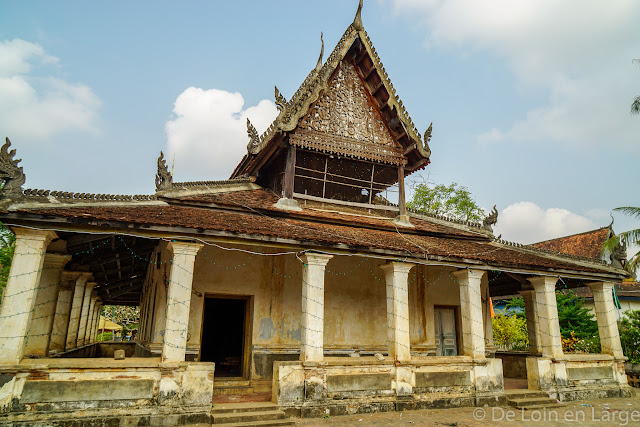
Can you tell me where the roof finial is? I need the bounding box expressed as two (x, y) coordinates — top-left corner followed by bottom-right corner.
(0, 137), (26, 198)
(315, 32), (324, 72)
(353, 0), (364, 31)
(274, 86), (287, 111)
(155, 151), (173, 192)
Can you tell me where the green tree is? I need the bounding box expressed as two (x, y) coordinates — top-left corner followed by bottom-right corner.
(619, 310), (640, 364)
(502, 290), (598, 340)
(408, 181), (484, 222)
(0, 223), (15, 306)
(602, 207), (640, 273)
(492, 314), (529, 351)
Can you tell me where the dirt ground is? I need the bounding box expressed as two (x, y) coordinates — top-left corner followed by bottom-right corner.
(295, 396), (640, 426)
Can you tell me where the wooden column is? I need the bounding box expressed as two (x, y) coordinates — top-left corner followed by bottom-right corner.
(398, 165), (407, 217)
(283, 145), (297, 199)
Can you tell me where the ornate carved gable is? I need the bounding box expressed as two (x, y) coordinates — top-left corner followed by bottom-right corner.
(290, 61), (405, 165)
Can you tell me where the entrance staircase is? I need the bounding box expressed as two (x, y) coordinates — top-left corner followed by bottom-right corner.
(211, 402), (294, 426)
(506, 389), (564, 410)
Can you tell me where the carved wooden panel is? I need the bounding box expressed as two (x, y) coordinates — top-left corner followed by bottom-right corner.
(292, 61), (404, 165)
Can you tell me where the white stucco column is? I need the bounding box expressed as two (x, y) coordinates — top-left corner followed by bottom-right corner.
(452, 269), (486, 359)
(587, 282), (624, 358)
(519, 289), (542, 356)
(300, 253), (333, 362)
(0, 228), (57, 364)
(66, 273), (91, 349)
(84, 293), (97, 344)
(162, 241), (204, 362)
(529, 276), (563, 359)
(90, 302), (102, 343)
(24, 253), (71, 357)
(77, 282), (96, 346)
(49, 271), (81, 353)
(380, 262), (414, 361)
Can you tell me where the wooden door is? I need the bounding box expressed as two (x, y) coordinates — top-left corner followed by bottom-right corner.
(435, 307), (457, 356)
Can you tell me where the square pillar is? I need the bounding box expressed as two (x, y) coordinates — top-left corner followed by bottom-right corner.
(587, 282), (624, 358)
(91, 302), (102, 343)
(66, 273), (91, 349)
(24, 253), (71, 357)
(528, 276), (563, 359)
(84, 293), (97, 344)
(452, 269), (486, 359)
(519, 289), (542, 356)
(300, 253), (333, 362)
(162, 241), (203, 362)
(77, 282), (96, 346)
(0, 228), (57, 364)
(49, 271), (81, 353)
(380, 261), (414, 361)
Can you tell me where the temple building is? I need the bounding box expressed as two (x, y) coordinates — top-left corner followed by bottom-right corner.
(0, 2), (632, 425)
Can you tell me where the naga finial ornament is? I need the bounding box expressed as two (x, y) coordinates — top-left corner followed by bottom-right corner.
(353, 0), (364, 31)
(424, 122), (433, 146)
(275, 86), (287, 111)
(315, 32), (324, 73)
(483, 205), (498, 232)
(611, 239), (627, 269)
(246, 118), (261, 153)
(0, 137), (26, 198)
(155, 151), (173, 191)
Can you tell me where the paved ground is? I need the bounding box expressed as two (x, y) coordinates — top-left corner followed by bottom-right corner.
(295, 396), (640, 426)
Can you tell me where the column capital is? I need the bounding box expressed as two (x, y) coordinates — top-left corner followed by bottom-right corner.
(527, 276), (558, 290)
(43, 253), (71, 268)
(85, 281), (97, 290)
(586, 281), (615, 292)
(61, 270), (83, 282)
(12, 227), (57, 245)
(451, 268), (485, 282)
(379, 261), (415, 274)
(518, 289), (535, 296)
(300, 252), (333, 267)
(167, 240), (204, 257)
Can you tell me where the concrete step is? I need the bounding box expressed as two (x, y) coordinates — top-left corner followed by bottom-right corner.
(505, 389), (550, 399)
(516, 403), (565, 410)
(212, 410), (287, 425)
(508, 396), (562, 409)
(213, 385), (253, 395)
(212, 402), (278, 414)
(212, 420), (295, 427)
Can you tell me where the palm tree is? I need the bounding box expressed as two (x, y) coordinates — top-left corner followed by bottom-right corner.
(602, 207), (640, 274)
(633, 60), (640, 115)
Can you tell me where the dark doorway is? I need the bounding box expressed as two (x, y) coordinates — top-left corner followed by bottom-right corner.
(200, 297), (247, 378)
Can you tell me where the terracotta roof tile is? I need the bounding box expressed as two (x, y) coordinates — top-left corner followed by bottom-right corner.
(531, 227), (610, 259)
(20, 204), (617, 275)
(173, 189), (484, 238)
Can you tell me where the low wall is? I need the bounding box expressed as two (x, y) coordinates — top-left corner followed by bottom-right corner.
(527, 354), (633, 401)
(0, 358), (215, 426)
(273, 356), (505, 417)
(495, 351), (528, 379)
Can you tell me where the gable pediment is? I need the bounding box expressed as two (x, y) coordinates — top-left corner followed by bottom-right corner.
(290, 61), (405, 165)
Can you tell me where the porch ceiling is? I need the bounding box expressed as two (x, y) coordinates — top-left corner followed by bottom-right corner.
(59, 232), (159, 306)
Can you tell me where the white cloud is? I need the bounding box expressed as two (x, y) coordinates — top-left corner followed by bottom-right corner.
(493, 201), (596, 244)
(165, 87), (279, 181)
(0, 39), (100, 141)
(390, 0), (640, 150)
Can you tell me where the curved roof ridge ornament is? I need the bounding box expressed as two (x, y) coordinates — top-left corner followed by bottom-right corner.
(246, 118), (261, 153)
(274, 86), (287, 111)
(353, 0), (364, 31)
(0, 137), (26, 198)
(315, 32), (324, 73)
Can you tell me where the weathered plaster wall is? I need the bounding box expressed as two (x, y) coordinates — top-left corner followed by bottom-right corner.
(138, 244), (466, 379)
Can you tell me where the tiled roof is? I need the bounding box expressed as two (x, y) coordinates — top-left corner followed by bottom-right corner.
(531, 227), (611, 259)
(572, 281), (640, 299)
(19, 203), (620, 275)
(171, 189), (485, 238)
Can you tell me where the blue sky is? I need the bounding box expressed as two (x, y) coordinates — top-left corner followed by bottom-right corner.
(1, 0), (639, 246)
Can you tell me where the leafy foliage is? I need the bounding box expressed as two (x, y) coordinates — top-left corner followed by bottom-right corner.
(632, 59), (639, 115)
(0, 223), (15, 306)
(500, 290), (599, 349)
(101, 305), (140, 335)
(407, 181), (484, 222)
(492, 314), (529, 351)
(619, 310), (640, 364)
